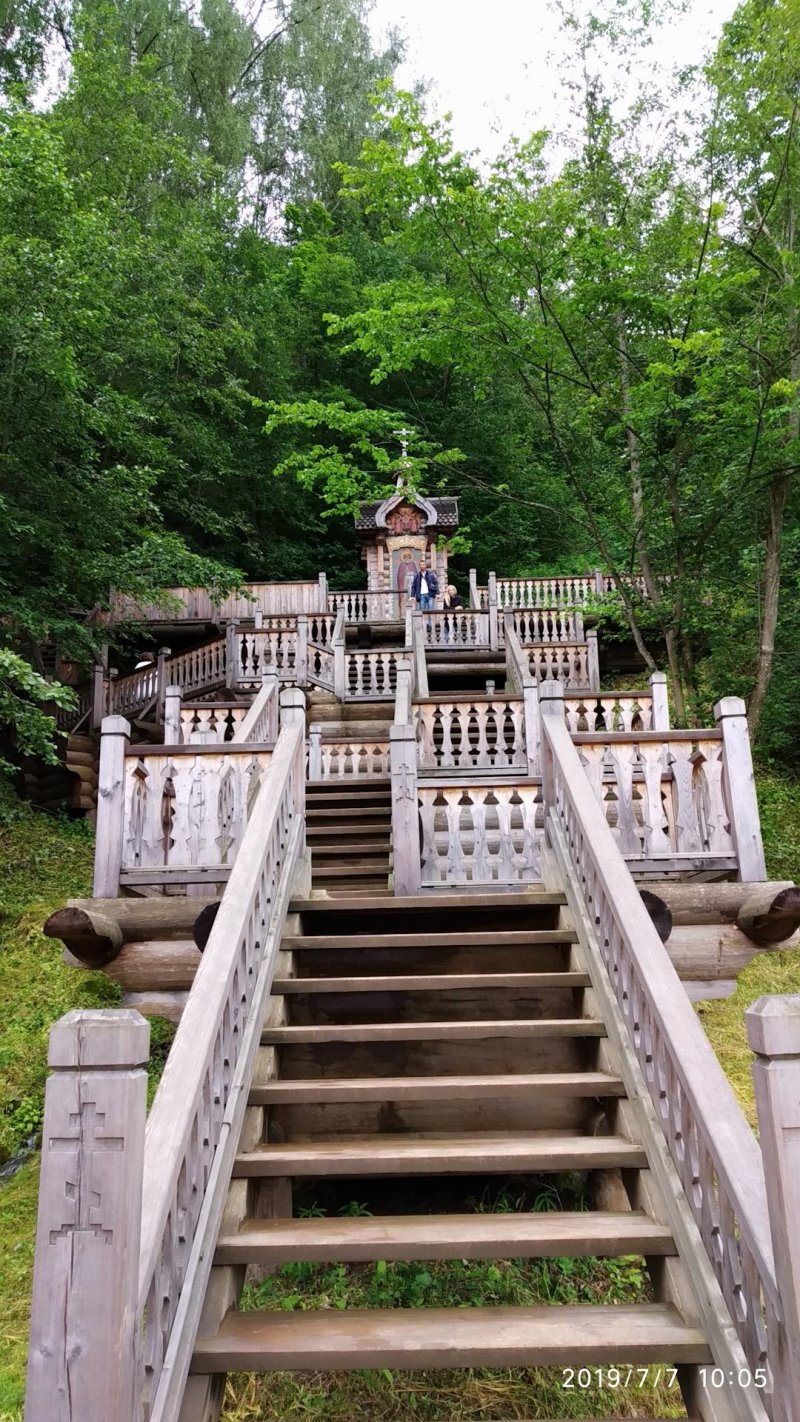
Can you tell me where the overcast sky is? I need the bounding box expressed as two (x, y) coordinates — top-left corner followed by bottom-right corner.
(369, 0), (739, 159)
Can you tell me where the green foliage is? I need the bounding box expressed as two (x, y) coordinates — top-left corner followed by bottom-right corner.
(0, 652), (74, 773)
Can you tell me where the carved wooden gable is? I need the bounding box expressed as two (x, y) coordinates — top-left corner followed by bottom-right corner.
(386, 502), (424, 535)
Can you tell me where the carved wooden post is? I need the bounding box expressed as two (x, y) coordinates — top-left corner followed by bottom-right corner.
(308, 724), (322, 780)
(25, 1008), (149, 1422)
(391, 723), (421, 895)
(649, 671), (669, 730)
(318, 570), (328, 611)
(280, 687), (310, 893)
(156, 646), (171, 721)
(412, 609), (429, 696)
(746, 995), (800, 1418)
(539, 680), (565, 813)
(469, 568), (479, 609)
(262, 663), (279, 740)
(93, 716), (130, 897)
(594, 568), (605, 595)
(91, 665), (107, 731)
(714, 696), (767, 881)
(225, 619), (239, 690)
(405, 601), (413, 649)
(586, 629), (600, 692)
(487, 571), (498, 650)
(163, 685), (182, 744)
(332, 608), (346, 700)
(573, 608), (585, 642)
(254, 608), (264, 629)
(295, 615), (309, 687)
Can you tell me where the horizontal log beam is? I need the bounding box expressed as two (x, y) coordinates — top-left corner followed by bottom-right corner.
(44, 895), (220, 966)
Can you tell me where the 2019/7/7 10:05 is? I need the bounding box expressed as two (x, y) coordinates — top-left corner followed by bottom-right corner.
(561, 1367), (768, 1390)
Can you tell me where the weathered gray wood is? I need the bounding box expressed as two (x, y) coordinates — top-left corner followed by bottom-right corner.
(332, 607), (346, 698)
(586, 629), (600, 691)
(308, 724), (322, 779)
(215, 1210), (673, 1266)
(234, 1133), (646, 1178)
(224, 620), (239, 689)
(747, 996), (800, 1421)
(193, 1302), (708, 1372)
(104, 941), (200, 990)
(25, 1009), (149, 1422)
(93, 715), (130, 897)
(164, 686), (182, 744)
(59, 895), (218, 942)
(44, 906), (124, 967)
(714, 696), (767, 882)
(649, 670), (669, 730)
(121, 990), (188, 1023)
(390, 721), (421, 895)
(643, 880), (795, 925)
(295, 614), (308, 686)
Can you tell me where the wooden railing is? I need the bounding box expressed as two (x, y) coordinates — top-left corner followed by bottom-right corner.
(540, 696), (789, 1417)
(308, 728), (391, 780)
(26, 696), (308, 1422)
(526, 640), (596, 690)
(106, 577), (327, 622)
(418, 780), (542, 886)
(118, 743), (274, 891)
(344, 648), (399, 699)
(329, 588), (404, 622)
(422, 609), (491, 648)
(502, 606), (584, 645)
(176, 702), (248, 743)
(415, 695), (527, 773)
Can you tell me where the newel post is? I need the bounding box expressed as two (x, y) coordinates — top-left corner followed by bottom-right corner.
(487, 571), (498, 651)
(539, 680), (565, 814)
(25, 1009), (149, 1422)
(308, 724), (322, 780)
(390, 721), (421, 896)
(163, 684), (182, 743)
(225, 619), (239, 690)
(93, 715), (130, 897)
(586, 629), (600, 692)
(262, 663), (279, 740)
(468, 568), (479, 609)
(714, 696), (767, 881)
(91, 665), (107, 730)
(318, 570), (328, 611)
(280, 687), (310, 894)
(594, 568), (605, 596)
(649, 671), (669, 730)
(155, 645), (172, 721)
(295, 615), (309, 687)
(746, 996), (800, 1417)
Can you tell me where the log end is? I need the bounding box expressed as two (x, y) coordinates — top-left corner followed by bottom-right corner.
(43, 906), (124, 967)
(639, 889), (673, 944)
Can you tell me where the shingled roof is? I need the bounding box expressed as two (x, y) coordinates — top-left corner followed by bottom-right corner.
(356, 496), (459, 531)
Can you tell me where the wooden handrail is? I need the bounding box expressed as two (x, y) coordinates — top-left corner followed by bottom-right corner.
(232, 671), (278, 743)
(135, 713), (305, 1418)
(541, 705), (783, 1407)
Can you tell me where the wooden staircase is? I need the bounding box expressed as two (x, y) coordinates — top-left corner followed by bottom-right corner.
(189, 891), (713, 1408)
(306, 779), (392, 896)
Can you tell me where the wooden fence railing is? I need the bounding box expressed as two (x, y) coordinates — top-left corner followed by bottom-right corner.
(418, 780), (542, 887)
(26, 695), (308, 1422)
(415, 695), (527, 773)
(421, 609), (492, 648)
(540, 694), (796, 1420)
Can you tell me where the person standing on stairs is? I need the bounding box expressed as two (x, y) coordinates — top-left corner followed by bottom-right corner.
(411, 558), (439, 611)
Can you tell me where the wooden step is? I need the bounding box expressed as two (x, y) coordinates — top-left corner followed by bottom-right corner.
(310, 843), (390, 859)
(307, 776), (391, 788)
(262, 1018), (604, 1045)
(309, 858), (392, 870)
(283, 929), (577, 950)
(250, 1070), (623, 1104)
(192, 1303), (707, 1371)
(306, 822), (391, 837)
(305, 806), (392, 821)
(233, 1133), (645, 1177)
(272, 971), (590, 993)
(289, 891), (567, 911)
(215, 1210), (674, 1266)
